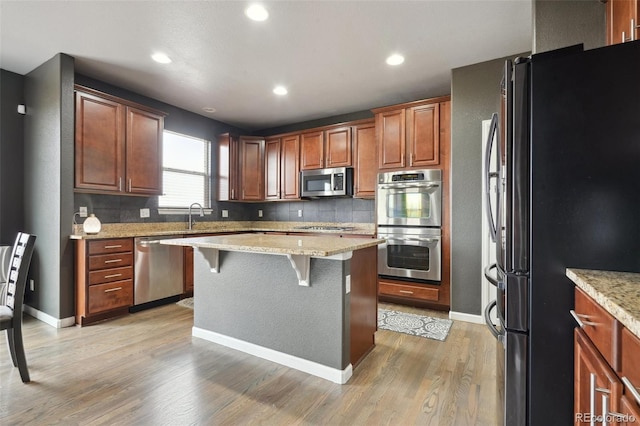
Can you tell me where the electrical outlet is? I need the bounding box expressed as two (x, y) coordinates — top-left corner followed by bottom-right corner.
(79, 206), (88, 217)
(29, 279), (34, 291)
(258, 209), (263, 218)
(222, 210), (229, 218)
(140, 208), (150, 218)
(298, 209), (303, 217)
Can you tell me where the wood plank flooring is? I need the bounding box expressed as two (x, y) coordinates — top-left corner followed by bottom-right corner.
(1, 302), (497, 425)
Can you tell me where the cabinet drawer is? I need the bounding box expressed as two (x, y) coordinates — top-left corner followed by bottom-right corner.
(88, 238), (133, 255)
(88, 280), (133, 314)
(379, 282), (439, 301)
(89, 252), (133, 270)
(89, 266), (133, 285)
(574, 288), (620, 369)
(621, 328), (640, 407)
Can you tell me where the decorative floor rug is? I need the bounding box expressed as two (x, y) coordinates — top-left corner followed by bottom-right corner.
(176, 297), (194, 309)
(378, 309), (453, 341)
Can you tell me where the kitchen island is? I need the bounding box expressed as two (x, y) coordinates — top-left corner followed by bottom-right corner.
(161, 233), (383, 384)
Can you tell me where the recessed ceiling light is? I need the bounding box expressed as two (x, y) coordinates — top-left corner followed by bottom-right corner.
(203, 107), (217, 113)
(273, 86), (288, 96)
(386, 54), (405, 66)
(151, 52), (172, 64)
(245, 4), (269, 21)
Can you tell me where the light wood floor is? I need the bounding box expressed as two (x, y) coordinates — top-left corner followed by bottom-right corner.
(1, 302), (497, 425)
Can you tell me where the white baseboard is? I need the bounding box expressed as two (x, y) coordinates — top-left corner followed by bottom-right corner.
(192, 327), (353, 384)
(449, 310), (485, 325)
(23, 305), (76, 328)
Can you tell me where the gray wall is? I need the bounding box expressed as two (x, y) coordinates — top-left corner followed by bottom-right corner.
(450, 56), (515, 315)
(0, 70), (25, 245)
(533, 0), (606, 53)
(23, 53), (75, 319)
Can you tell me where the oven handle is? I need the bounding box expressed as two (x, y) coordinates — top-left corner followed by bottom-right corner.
(382, 237), (440, 245)
(378, 183), (440, 190)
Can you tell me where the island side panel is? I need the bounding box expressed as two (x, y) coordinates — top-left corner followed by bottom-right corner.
(349, 246), (378, 366)
(193, 249), (349, 370)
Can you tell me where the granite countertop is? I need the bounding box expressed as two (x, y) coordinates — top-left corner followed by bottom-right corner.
(566, 268), (640, 339)
(161, 233), (384, 257)
(70, 221), (376, 240)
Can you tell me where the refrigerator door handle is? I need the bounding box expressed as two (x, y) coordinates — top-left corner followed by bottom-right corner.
(484, 263), (498, 287)
(484, 112), (499, 243)
(484, 300), (502, 342)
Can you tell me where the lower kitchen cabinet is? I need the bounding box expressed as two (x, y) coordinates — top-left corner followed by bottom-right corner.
(573, 287), (640, 425)
(75, 238), (134, 326)
(378, 277), (448, 310)
(184, 246), (194, 295)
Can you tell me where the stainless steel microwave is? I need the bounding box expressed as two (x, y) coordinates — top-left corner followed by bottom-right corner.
(300, 167), (353, 198)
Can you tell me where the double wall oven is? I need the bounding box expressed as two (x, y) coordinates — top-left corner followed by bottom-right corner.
(377, 169), (442, 282)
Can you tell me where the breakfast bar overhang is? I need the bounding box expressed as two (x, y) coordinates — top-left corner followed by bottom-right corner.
(161, 233), (383, 384)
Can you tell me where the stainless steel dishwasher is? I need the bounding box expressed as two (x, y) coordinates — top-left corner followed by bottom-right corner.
(134, 235), (184, 306)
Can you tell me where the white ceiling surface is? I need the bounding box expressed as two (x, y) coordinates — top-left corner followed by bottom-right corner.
(0, 1), (532, 131)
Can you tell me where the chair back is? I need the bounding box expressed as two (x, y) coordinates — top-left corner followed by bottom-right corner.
(4, 233), (36, 317)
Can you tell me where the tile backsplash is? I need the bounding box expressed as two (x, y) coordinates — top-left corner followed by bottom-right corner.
(74, 193), (374, 225)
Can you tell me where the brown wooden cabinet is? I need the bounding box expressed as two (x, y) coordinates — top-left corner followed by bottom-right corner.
(606, 0), (639, 45)
(374, 96), (449, 171)
(264, 134), (301, 200)
(74, 86), (165, 196)
(352, 121), (376, 198)
(573, 288), (640, 425)
(218, 133), (240, 201)
(239, 137), (265, 201)
(75, 238), (134, 326)
(300, 126), (352, 170)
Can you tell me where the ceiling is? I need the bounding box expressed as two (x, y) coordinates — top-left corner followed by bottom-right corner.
(0, 1), (532, 131)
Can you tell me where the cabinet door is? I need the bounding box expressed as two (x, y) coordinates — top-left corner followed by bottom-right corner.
(218, 133), (239, 201)
(607, 0), (639, 45)
(281, 134), (300, 199)
(300, 130), (324, 170)
(353, 122), (376, 198)
(325, 126), (352, 168)
(125, 106), (163, 195)
(407, 103), (439, 167)
(240, 137), (264, 200)
(264, 138), (281, 200)
(377, 109), (405, 170)
(75, 90), (125, 192)
(575, 328), (623, 424)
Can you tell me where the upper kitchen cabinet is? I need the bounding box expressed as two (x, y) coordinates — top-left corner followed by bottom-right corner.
(74, 86), (166, 196)
(373, 96), (450, 171)
(300, 126), (352, 170)
(264, 134), (301, 200)
(239, 136), (265, 201)
(352, 120), (376, 198)
(606, 0), (639, 45)
(218, 133), (240, 201)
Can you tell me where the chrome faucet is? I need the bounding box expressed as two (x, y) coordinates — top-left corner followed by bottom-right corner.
(188, 202), (204, 230)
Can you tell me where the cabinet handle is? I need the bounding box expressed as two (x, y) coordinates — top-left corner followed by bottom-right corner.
(622, 376), (640, 405)
(128, 178), (132, 192)
(399, 290), (414, 294)
(602, 394), (628, 425)
(103, 245), (122, 249)
(103, 273), (122, 279)
(590, 373), (597, 426)
(103, 259), (123, 264)
(570, 310), (598, 328)
(632, 19), (636, 42)
(118, 177), (122, 192)
(104, 287), (122, 293)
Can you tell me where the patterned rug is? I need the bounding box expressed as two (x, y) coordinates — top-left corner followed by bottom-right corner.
(176, 297), (194, 309)
(378, 309), (453, 341)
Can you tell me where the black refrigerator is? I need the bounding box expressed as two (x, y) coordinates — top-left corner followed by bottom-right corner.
(483, 40), (640, 425)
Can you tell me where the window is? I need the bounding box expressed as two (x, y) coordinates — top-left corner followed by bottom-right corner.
(158, 130), (211, 209)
